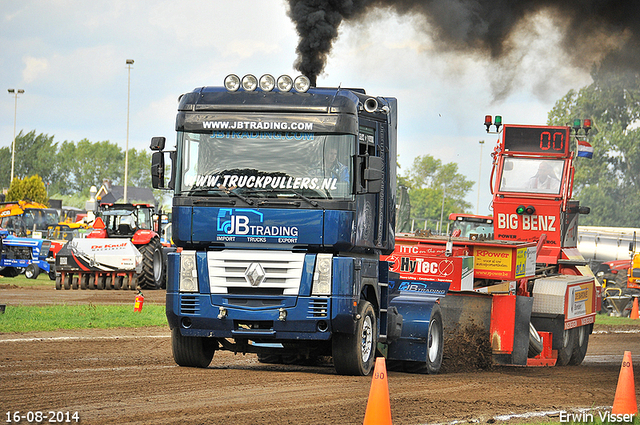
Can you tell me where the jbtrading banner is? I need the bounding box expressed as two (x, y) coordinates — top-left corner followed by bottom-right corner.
(178, 113), (357, 134)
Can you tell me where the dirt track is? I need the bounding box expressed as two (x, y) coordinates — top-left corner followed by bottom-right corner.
(1, 286), (640, 425)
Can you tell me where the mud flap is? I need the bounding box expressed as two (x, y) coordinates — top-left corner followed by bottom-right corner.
(491, 295), (533, 366)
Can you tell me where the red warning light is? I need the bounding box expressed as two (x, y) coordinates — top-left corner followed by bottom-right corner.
(484, 115), (492, 132)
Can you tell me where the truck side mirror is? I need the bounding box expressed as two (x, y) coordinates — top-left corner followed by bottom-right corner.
(364, 156), (384, 193)
(150, 136), (166, 151)
(151, 152), (165, 189)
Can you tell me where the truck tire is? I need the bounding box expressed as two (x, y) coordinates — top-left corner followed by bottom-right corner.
(556, 328), (575, 366)
(528, 322), (544, 358)
(568, 325), (589, 365)
(404, 304), (444, 374)
(332, 300), (377, 376)
(171, 327), (215, 368)
(138, 238), (165, 290)
(25, 264), (40, 279)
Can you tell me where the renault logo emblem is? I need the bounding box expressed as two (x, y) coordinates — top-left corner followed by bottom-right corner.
(245, 262), (266, 286)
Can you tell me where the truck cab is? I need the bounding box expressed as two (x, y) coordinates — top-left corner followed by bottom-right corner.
(151, 74), (398, 375)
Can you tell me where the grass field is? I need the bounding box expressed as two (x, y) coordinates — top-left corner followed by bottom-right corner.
(0, 304), (167, 333)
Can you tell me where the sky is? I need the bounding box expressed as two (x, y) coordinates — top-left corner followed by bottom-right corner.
(0, 0), (594, 216)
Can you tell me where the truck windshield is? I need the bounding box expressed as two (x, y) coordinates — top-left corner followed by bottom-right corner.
(177, 132), (355, 200)
(499, 158), (565, 195)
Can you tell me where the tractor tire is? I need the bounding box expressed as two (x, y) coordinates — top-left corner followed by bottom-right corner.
(528, 322), (544, 358)
(332, 301), (377, 376)
(171, 327), (215, 368)
(0, 267), (20, 278)
(49, 271), (56, 280)
(556, 328), (576, 366)
(568, 325), (589, 365)
(138, 238), (165, 290)
(25, 264), (40, 279)
(403, 304), (444, 374)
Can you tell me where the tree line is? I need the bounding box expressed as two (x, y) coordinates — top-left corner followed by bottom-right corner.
(0, 131), (152, 207)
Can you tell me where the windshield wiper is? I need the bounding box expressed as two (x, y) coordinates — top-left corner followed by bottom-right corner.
(217, 186), (254, 205)
(280, 189), (319, 207)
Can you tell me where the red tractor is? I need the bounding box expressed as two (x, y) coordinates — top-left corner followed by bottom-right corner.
(87, 203), (166, 289)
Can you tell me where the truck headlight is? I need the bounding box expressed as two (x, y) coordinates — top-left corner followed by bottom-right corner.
(180, 250), (198, 292)
(312, 253), (332, 296)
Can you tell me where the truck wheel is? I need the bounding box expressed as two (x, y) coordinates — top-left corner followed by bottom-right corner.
(556, 328), (575, 366)
(528, 322), (544, 358)
(171, 327), (215, 368)
(404, 304), (444, 374)
(0, 267), (20, 278)
(332, 301), (377, 376)
(568, 325), (589, 365)
(25, 264), (40, 279)
(138, 238), (165, 290)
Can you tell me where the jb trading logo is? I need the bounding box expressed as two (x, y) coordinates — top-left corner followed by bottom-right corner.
(216, 209), (299, 241)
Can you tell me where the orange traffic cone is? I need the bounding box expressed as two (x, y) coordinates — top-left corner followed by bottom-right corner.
(612, 351), (638, 415)
(363, 357), (392, 425)
(631, 298), (639, 320)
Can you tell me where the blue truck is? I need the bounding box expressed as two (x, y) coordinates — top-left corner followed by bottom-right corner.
(150, 74), (447, 375)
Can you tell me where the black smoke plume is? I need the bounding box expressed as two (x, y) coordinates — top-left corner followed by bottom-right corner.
(287, 0), (640, 87)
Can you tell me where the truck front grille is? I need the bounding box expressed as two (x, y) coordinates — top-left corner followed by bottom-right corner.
(208, 250), (305, 295)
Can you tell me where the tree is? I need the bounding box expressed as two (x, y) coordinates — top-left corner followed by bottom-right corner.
(0, 131), (58, 189)
(6, 175), (49, 205)
(399, 154), (474, 231)
(547, 63), (640, 227)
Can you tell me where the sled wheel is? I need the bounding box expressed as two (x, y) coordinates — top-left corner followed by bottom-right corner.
(332, 300), (377, 376)
(96, 276), (105, 290)
(63, 274), (72, 290)
(55, 274), (62, 290)
(104, 276), (112, 290)
(568, 325), (589, 365)
(129, 275), (139, 291)
(80, 274), (89, 290)
(72, 276), (79, 290)
(114, 276), (123, 290)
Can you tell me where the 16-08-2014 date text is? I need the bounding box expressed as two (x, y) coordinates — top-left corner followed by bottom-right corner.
(5, 411), (80, 423)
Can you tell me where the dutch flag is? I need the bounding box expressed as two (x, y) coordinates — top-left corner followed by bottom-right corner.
(577, 140), (593, 159)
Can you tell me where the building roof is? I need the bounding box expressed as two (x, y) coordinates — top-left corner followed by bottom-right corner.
(96, 184), (156, 205)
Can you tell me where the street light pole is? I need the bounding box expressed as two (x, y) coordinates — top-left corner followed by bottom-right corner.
(477, 140), (485, 214)
(7, 88), (24, 185)
(124, 59), (134, 203)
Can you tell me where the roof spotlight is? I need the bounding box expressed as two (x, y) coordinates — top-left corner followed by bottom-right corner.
(224, 74), (240, 92)
(294, 75), (311, 93)
(259, 74), (275, 92)
(277, 75), (293, 92)
(241, 74), (258, 91)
